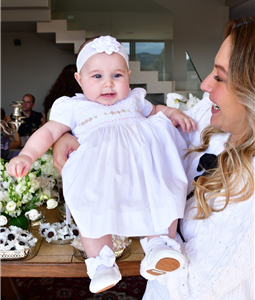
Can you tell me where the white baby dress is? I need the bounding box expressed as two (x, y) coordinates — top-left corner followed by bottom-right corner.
(50, 88), (188, 238)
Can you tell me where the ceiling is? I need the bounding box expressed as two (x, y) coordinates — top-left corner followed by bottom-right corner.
(51, 0), (168, 13)
(1, 0), (254, 37)
(51, 0), (173, 40)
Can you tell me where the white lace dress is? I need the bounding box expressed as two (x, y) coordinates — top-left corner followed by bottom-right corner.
(142, 96), (254, 300)
(50, 88), (188, 238)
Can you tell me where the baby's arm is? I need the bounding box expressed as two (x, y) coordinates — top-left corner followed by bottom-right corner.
(7, 121), (70, 178)
(149, 104), (196, 133)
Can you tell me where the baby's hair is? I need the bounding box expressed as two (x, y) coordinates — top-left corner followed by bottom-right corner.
(77, 36), (100, 56)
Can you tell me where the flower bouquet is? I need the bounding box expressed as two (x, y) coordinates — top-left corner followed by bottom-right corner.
(0, 150), (61, 230)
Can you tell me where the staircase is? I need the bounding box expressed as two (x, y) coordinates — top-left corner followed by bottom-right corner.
(2, 0), (174, 102)
(37, 20), (85, 54)
(1, 0), (51, 22)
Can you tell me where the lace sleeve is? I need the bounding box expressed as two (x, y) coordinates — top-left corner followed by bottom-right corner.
(157, 193), (254, 300)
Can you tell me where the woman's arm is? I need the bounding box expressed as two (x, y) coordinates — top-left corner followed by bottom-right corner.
(52, 132), (80, 173)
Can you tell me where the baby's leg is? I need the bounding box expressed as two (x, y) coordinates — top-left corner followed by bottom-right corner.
(79, 234), (121, 294)
(140, 219), (185, 280)
(147, 219), (178, 242)
(79, 234), (113, 257)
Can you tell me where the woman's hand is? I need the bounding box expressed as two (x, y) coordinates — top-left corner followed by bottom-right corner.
(52, 132), (80, 173)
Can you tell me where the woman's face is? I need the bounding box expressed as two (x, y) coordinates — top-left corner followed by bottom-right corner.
(200, 36), (248, 143)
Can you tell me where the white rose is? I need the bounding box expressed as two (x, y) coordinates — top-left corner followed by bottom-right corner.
(25, 209), (39, 221)
(6, 201), (16, 212)
(46, 199), (58, 209)
(0, 202), (2, 210)
(0, 215), (8, 226)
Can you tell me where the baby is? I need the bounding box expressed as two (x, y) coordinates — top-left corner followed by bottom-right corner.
(7, 36), (196, 293)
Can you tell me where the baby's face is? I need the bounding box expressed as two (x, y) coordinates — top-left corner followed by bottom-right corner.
(75, 53), (131, 106)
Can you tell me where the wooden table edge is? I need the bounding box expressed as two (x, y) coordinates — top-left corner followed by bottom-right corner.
(1, 261), (141, 277)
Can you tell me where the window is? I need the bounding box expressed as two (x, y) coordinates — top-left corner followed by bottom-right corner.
(122, 42), (168, 81)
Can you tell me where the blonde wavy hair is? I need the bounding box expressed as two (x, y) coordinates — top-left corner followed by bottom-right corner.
(188, 16), (255, 219)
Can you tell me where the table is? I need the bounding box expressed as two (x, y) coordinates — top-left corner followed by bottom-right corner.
(1, 205), (144, 278)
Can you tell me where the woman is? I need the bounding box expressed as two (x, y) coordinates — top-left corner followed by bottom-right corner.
(52, 16), (254, 299)
(43, 64), (82, 121)
(141, 16), (255, 299)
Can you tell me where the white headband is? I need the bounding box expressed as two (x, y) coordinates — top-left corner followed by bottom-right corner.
(76, 36), (129, 73)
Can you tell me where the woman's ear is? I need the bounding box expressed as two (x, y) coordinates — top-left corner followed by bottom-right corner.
(128, 70), (131, 77)
(74, 72), (82, 87)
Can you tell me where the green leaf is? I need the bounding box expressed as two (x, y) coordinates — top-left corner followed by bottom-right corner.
(9, 215), (29, 230)
(36, 169), (42, 177)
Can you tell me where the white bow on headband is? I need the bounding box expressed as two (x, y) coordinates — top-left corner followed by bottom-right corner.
(76, 35), (129, 72)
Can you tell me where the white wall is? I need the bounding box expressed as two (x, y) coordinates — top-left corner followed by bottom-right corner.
(155, 0), (229, 82)
(1, 31), (77, 116)
(230, 0), (255, 19)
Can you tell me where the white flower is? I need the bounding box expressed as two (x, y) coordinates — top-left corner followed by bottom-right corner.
(0, 191), (9, 201)
(46, 199), (58, 209)
(166, 93), (187, 111)
(0, 202), (2, 210)
(21, 193), (33, 203)
(6, 201), (16, 212)
(28, 173), (37, 181)
(25, 209), (39, 221)
(91, 36), (120, 55)
(41, 189), (51, 199)
(29, 179), (40, 193)
(32, 161), (41, 170)
(2, 181), (10, 189)
(15, 182), (27, 195)
(0, 215), (8, 226)
(40, 153), (51, 162)
(185, 93), (200, 110)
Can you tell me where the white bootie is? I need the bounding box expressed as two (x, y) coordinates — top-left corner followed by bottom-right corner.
(89, 263), (121, 293)
(85, 245), (122, 293)
(140, 236), (185, 280)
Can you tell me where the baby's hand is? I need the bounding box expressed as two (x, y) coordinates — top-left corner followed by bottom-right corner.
(168, 109), (196, 133)
(6, 154), (33, 178)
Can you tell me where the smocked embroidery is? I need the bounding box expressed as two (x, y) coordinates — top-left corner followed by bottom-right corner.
(79, 116), (97, 126)
(104, 109), (130, 116)
(135, 109), (142, 114)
